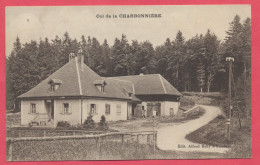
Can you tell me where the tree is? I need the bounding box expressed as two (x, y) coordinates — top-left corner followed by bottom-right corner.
(197, 61), (205, 92)
(204, 30), (221, 92)
(135, 41), (155, 75)
(98, 115), (109, 130)
(110, 34), (131, 76)
(171, 31), (186, 89)
(83, 115), (95, 129)
(6, 37), (22, 110)
(101, 39), (112, 76)
(224, 15), (244, 79)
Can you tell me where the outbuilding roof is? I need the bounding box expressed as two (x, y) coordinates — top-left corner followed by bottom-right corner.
(107, 74), (182, 96)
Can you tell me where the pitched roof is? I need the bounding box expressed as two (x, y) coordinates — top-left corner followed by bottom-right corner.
(18, 56), (181, 100)
(18, 57), (131, 100)
(107, 74), (182, 96)
(104, 78), (141, 102)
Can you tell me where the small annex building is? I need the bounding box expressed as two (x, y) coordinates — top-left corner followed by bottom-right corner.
(18, 52), (182, 126)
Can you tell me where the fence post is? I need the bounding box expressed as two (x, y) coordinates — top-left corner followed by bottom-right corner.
(96, 137), (101, 155)
(155, 131), (157, 149)
(18, 131), (21, 138)
(11, 130), (14, 138)
(73, 131), (76, 136)
(43, 131), (46, 137)
(121, 134), (124, 146)
(8, 140), (13, 161)
(153, 132), (156, 154)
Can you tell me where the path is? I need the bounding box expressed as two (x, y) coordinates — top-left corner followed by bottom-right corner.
(157, 105), (229, 153)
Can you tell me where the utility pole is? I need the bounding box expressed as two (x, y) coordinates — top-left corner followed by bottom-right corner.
(226, 57), (234, 141)
(153, 109), (156, 154)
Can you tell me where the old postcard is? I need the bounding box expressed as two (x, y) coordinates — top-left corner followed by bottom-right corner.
(5, 5), (251, 161)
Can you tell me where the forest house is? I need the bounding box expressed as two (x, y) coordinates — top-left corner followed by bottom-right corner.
(18, 52), (182, 126)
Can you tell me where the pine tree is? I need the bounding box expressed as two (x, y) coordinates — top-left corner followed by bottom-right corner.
(172, 31), (186, 89)
(197, 61), (205, 92)
(204, 30), (221, 92)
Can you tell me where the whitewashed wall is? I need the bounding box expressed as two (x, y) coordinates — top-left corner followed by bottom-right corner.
(163, 101), (180, 116)
(82, 99), (128, 122)
(20, 100), (46, 125)
(54, 99), (81, 126)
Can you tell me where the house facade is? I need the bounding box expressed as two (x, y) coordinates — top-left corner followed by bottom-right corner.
(18, 52), (182, 126)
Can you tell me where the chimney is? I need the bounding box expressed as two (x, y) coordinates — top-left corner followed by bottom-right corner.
(69, 53), (75, 61)
(77, 49), (84, 71)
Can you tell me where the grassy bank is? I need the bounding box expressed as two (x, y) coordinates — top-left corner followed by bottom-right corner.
(183, 92), (251, 158)
(185, 117), (251, 158)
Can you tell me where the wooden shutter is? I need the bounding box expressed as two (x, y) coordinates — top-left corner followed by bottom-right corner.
(60, 103), (63, 114)
(28, 104), (31, 114)
(68, 103), (72, 114)
(35, 104), (37, 113)
(95, 104), (98, 114)
(87, 104), (91, 115)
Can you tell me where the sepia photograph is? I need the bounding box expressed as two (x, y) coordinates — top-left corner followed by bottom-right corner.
(5, 5), (251, 161)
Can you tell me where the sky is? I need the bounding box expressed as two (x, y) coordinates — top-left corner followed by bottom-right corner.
(5, 5), (251, 56)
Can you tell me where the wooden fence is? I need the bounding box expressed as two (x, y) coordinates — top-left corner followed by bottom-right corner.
(6, 130), (157, 161)
(6, 129), (106, 138)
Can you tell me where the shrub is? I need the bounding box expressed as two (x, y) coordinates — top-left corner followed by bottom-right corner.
(56, 121), (71, 129)
(98, 115), (109, 131)
(180, 97), (195, 107)
(217, 114), (226, 119)
(83, 115), (95, 129)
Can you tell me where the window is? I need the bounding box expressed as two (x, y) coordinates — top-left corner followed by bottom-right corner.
(63, 103), (70, 114)
(105, 104), (110, 115)
(170, 108), (174, 116)
(116, 104), (121, 116)
(51, 84), (55, 92)
(30, 103), (36, 114)
(90, 104), (97, 115)
(101, 85), (105, 92)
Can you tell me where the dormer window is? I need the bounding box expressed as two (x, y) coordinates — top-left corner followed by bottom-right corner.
(51, 84), (55, 92)
(101, 85), (104, 92)
(93, 80), (106, 93)
(48, 79), (62, 92)
(123, 88), (132, 97)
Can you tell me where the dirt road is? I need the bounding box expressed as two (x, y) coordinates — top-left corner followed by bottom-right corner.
(157, 105), (229, 153)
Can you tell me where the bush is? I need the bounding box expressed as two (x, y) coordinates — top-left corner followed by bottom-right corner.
(56, 121), (71, 129)
(98, 115), (109, 131)
(83, 115), (95, 129)
(180, 97), (195, 107)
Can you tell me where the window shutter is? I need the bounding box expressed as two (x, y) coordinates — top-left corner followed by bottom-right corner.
(29, 104), (31, 114)
(61, 103), (63, 114)
(87, 104), (91, 115)
(95, 104), (98, 114)
(35, 104), (37, 113)
(68, 103), (71, 114)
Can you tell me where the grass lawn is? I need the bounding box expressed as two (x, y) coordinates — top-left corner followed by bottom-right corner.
(7, 137), (224, 161)
(6, 112), (21, 127)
